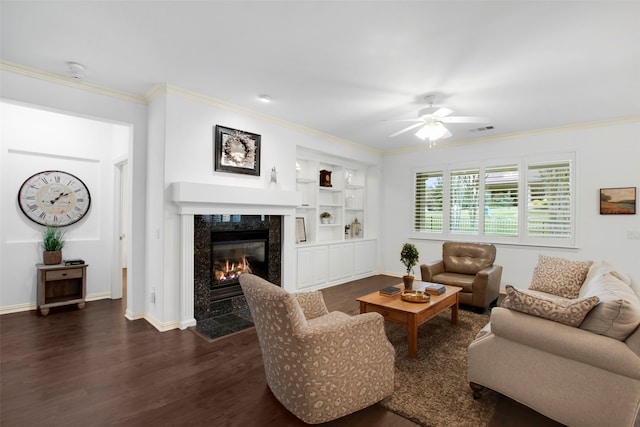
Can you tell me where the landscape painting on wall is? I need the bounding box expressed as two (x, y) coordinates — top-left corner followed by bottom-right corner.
(600, 187), (636, 215)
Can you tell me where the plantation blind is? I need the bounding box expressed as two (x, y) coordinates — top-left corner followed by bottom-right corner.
(484, 165), (519, 237)
(414, 171), (443, 232)
(527, 161), (572, 238)
(449, 168), (480, 234)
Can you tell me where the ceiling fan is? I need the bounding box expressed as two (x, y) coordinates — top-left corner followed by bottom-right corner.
(389, 96), (489, 145)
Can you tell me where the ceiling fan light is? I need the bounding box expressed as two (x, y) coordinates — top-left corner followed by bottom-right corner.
(415, 122), (448, 141)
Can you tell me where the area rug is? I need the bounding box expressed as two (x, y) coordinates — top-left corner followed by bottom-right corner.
(378, 309), (499, 427)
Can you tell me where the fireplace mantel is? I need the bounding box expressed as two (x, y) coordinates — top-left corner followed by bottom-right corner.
(170, 181), (298, 330)
(171, 182), (299, 214)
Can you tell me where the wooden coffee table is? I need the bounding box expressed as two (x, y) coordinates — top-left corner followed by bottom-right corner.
(357, 282), (462, 358)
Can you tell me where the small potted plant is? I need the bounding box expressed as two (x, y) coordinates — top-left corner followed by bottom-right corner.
(43, 226), (65, 265)
(320, 211), (331, 224)
(400, 242), (419, 290)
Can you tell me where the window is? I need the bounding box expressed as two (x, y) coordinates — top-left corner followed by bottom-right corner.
(413, 154), (575, 246)
(484, 165), (519, 237)
(414, 171), (443, 233)
(527, 161), (572, 238)
(449, 168), (479, 234)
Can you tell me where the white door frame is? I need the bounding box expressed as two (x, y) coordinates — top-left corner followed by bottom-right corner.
(112, 157), (129, 300)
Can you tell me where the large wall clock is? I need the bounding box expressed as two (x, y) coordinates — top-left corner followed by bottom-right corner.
(18, 170), (91, 226)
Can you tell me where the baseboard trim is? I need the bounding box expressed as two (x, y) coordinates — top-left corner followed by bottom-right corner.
(1, 292), (112, 315)
(144, 313), (180, 332)
(0, 302), (37, 315)
(86, 292), (111, 302)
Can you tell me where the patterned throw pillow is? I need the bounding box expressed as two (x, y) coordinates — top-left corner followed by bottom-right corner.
(528, 255), (593, 298)
(502, 285), (599, 327)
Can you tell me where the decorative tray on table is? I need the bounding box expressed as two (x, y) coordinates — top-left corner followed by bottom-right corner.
(401, 290), (432, 303)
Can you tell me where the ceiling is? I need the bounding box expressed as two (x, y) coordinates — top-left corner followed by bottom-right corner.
(2, 1), (639, 153)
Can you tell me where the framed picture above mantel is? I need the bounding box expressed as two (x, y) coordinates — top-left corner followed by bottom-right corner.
(214, 125), (261, 176)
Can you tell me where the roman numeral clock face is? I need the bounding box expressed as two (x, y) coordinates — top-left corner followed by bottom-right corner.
(18, 170), (91, 226)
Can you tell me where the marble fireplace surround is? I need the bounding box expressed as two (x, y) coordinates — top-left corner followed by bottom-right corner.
(171, 182), (299, 329)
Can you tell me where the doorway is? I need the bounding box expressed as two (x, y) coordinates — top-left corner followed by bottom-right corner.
(113, 158), (129, 303)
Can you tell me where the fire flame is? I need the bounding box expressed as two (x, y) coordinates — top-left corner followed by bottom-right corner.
(214, 255), (252, 283)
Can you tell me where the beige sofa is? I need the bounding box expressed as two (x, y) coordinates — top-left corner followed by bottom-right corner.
(239, 273), (395, 424)
(468, 260), (640, 427)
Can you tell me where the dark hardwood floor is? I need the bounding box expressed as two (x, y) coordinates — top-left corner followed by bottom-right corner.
(1, 275), (563, 426)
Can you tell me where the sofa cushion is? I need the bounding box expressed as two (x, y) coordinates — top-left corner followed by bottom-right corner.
(578, 272), (640, 340)
(502, 285), (599, 327)
(580, 260), (632, 293)
(528, 255), (592, 298)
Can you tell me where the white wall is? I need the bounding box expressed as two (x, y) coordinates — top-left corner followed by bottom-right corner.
(0, 68), (148, 317)
(0, 101), (127, 309)
(146, 86), (383, 327)
(381, 121), (640, 287)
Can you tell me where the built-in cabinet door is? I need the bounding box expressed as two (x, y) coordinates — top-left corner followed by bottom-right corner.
(297, 245), (328, 288)
(328, 243), (354, 282)
(354, 240), (376, 275)
(297, 240), (376, 290)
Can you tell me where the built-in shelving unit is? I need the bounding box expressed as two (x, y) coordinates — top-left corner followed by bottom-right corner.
(295, 148), (374, 290)
(295, 154), (366, 244)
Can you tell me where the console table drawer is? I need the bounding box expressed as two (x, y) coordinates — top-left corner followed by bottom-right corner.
(37, 264), (88, 316)
(46, 269), (83, 281)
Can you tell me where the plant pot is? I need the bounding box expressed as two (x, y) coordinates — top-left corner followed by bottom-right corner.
(320, 217), (331, 224)
(402, 275), (414, 290)
(43, 250), (62, 265)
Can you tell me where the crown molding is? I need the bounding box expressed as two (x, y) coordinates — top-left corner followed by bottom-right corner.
(383, 116), (640, 156)
(0, 60), (146, 105)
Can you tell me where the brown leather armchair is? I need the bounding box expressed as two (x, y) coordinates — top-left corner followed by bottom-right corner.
(420, 242), (502, 310)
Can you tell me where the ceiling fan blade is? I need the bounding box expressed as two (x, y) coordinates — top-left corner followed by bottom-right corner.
(386, 118), (424, 123)
(440, 116), (490, 124)
(432, 107), (453, 118)
(389, 122), (425, 137)
(440, 128), (453, 139)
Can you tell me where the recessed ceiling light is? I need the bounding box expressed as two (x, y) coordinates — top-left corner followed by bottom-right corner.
(258, 94), (272, 103)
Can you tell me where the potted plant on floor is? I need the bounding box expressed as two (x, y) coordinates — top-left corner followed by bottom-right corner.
(400, 242), (419, 290)
(42, 226), (65, 265)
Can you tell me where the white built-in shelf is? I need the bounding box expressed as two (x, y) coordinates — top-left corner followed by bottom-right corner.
(296, 178), (316, 184)
(295, 150), (367, 245)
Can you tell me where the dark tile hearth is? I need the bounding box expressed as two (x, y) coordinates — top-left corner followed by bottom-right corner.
(195, 295), (254, 340)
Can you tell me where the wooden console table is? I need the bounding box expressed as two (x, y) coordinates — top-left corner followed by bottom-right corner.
(36, 263), (88, 316)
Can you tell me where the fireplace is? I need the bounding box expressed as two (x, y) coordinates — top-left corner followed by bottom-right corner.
(193, 214), (282, 322)
(210, 228), (269, 301)
(171, 181), (298, 330)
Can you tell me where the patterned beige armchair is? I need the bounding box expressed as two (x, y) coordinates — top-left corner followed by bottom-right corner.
(239, 274), (395, 424)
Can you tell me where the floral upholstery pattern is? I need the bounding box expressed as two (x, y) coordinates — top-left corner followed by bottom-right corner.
(239, 274), (395, 424)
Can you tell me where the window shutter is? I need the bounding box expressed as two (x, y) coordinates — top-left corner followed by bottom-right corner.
(414, 171), (443, 232)
(449, 168), (480, 234)
(527, 161), (572, 238)
(484, 165), (519, 236)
